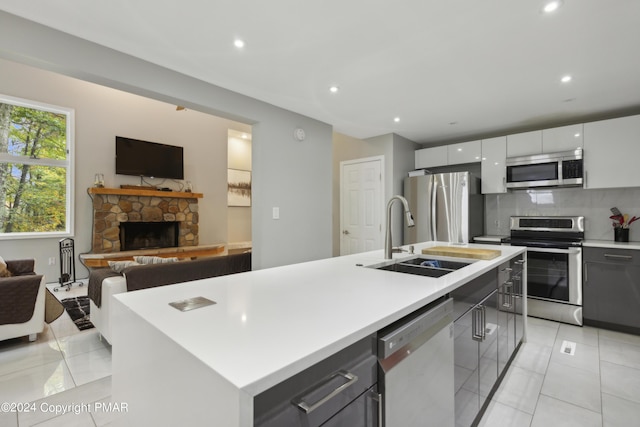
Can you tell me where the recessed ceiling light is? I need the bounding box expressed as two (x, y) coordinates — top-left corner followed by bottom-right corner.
(394, 117), (400, 123)
(234, 39), (245, 48)
(574, 133), (580, 138)
(561, 75), (572, 83)
(543, 1), (561, 13)
(329, 86), (339, 93)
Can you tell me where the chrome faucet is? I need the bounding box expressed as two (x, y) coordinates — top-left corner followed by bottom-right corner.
(385, 195), (415, 259)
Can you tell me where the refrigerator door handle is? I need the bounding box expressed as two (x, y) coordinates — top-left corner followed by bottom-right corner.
(430, 179), (437, 240)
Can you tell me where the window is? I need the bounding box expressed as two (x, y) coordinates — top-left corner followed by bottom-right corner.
(0, 94), (74, 238)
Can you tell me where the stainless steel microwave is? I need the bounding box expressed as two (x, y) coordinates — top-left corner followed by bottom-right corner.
(506, 149), (583, 189)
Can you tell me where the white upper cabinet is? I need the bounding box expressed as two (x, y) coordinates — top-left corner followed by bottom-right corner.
(415, 141), (482, 169)
(447, 140), (481, 165)
(415, 145), (448, 169)
(583, 115), (640, 189)
(506, 130), (542, 157)
(481, 136), (507, 194)
(543, 124), (584, 152)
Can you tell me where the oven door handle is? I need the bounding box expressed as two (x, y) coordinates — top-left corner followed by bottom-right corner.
(524, 246), (581, 255)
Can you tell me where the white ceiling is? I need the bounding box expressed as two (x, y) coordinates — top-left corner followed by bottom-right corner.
(1, 0), (639, 145)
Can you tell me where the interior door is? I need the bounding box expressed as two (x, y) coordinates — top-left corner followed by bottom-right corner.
(340, 157), (383, 255)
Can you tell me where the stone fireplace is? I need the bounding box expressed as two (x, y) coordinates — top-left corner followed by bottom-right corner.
(91, 188), (200, 254)
(120, 221), (179, 251)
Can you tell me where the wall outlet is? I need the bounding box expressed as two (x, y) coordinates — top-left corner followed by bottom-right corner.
(272, 207), (280, 220)
(48, 257), (56, 265)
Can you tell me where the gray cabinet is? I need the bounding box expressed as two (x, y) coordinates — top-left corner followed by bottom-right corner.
(583, 247), (640, 334)
(450, 256), (524, 427)
(497, 255), (525, 378)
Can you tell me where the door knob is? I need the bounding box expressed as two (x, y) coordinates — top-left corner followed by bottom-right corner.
(342, 230), (350, 235)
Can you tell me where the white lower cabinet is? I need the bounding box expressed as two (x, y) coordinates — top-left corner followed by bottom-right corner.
(583, 114), (640, 189)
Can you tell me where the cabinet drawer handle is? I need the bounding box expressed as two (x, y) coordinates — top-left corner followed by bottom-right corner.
(604, 254), (633, 260)
(368, 391), (383, 427)
(293, 370), (358, 414)
(472, 305), (486, 342)
(503, 282), (514, 308)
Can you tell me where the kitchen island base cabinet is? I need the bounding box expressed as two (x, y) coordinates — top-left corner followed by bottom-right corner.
(109, 243), (527, 426)
(254, 334), (378, 427)
(111, 299), (251, 427)
(451, 254), (525, 427)
(583, 247), (640, 335)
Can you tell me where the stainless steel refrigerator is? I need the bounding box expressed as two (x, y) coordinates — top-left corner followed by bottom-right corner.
(404, 172), (484, 244)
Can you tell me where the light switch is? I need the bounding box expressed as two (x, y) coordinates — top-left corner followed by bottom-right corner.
(272, 207), (280, 220)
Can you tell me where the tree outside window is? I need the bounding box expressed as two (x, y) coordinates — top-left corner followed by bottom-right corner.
(0, 95), (74, 238)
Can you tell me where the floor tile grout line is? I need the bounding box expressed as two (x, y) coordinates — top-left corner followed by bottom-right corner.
(527, 323), (561, 422)
(601, 390), (640, 407)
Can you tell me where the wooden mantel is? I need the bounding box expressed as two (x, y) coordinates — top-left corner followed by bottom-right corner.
(79, 244), (225, 268)
(88, 187), (203, 199)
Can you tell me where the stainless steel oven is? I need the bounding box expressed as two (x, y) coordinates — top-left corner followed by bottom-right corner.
(509, 216), (584, 326)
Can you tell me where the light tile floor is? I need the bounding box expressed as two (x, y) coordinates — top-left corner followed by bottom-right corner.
(0, 283), (114, 427)
(479, 317), (640, 427)
(3, 288), (640, 426)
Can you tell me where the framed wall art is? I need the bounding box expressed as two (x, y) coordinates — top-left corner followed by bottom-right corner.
(227, 169), (251, 207)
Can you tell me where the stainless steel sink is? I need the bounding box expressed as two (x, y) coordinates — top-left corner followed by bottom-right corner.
(370, 256), (472, 278)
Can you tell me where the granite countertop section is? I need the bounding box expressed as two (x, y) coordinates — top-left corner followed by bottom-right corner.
(113, 241), (525, 397)
(583, 240), (640, 250)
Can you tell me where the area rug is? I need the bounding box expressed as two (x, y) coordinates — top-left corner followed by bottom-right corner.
(61, 296), (94, 330)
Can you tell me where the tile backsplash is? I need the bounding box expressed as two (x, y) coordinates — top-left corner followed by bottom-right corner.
(485, 187), (640, 241)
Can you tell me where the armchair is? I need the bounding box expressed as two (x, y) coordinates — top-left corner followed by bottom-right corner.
(0, 259), (46, 342)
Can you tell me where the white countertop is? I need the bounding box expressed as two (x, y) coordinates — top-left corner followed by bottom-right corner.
(113, 241), (525, 397)
(583, 240), (640, 250)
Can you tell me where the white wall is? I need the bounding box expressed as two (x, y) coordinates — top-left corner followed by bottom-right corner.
(0, 11), (333, 272)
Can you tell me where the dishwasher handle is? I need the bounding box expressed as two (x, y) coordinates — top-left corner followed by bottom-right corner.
(292, 370), (359, 414)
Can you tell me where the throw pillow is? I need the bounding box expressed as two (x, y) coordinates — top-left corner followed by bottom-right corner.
(0, 255), (11, 277)
(133, 256), (179, 264)
(108, 260), (140, 273)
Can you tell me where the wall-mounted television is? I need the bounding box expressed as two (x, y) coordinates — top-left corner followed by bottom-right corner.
(115, 136), (184, 180)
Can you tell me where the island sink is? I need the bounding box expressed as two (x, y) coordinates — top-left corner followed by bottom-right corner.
(372, 256), (472, 278)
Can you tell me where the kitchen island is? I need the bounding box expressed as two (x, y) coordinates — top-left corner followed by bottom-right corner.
(110, 241), (526, 426)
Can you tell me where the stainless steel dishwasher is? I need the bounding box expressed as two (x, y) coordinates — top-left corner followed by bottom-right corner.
(378, 297), (455, 427)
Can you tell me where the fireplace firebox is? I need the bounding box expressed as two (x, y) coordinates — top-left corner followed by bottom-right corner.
(120, 222), (179, 251)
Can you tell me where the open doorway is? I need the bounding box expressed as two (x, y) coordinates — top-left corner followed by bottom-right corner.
(227, 129), (252, 254)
